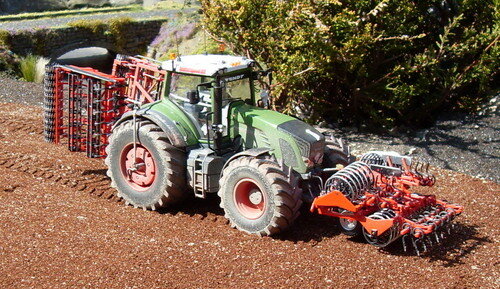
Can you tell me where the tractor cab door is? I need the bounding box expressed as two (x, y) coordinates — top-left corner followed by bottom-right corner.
(168, 72), (254, 149)
(168, 73), (211, 138)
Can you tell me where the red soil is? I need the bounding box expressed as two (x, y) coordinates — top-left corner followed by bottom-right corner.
(0, 103), (498, 288)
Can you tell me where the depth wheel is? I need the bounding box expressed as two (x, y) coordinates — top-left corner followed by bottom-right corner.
(362, 227), (399, 248)
(336, 209), (362, 237)
(219, 156), (302, 236)
(105, 119), (186, 210)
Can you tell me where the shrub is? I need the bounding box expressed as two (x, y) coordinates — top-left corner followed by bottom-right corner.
(150, 20), (201, 59)
(108, 17), (133, 48)
(68, 17), (134, 50)
(201, 0), (499, 129)
(67, 19), (107, 34)
(0, 29), (10, 46)
(0, 45), (19, 74)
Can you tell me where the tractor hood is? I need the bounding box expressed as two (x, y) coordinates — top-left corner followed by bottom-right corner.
(276, 119), (326, 163)
(230, 103), (325, 173)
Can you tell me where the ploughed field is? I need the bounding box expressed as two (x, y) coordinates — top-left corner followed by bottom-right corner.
(0, 102), (498, 288)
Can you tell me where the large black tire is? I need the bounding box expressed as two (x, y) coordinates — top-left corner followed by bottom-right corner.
(218, 156), (302, 236)
(323, 137), (352, 168)
(105, 119), (186, 210)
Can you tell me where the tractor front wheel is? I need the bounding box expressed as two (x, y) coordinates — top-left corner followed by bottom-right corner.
(105, 119), (186, 210)
(219, 156), (302, 236)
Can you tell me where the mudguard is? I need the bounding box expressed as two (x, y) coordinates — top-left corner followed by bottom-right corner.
(221, 147), (273, 171)
(113, 109), (187, 148)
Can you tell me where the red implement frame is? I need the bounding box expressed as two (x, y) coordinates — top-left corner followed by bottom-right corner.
(310, 160), (463, 253)
(44, 55), (167, 158)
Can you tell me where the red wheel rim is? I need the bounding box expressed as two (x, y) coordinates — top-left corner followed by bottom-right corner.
(120, 144), (156, 191)
(233, 178), (267, 220)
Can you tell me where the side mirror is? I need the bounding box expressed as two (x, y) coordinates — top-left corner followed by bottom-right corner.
(187, 90), (200, 104)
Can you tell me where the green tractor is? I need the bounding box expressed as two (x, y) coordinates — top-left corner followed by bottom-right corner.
(44, 55), (463, 254)
(97, 54), (350, 236)
(45, 54), (463, 252)
(106, 55), (350, 236)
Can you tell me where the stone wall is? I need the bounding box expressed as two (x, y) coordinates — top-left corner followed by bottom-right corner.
(6, 19), (164, 59)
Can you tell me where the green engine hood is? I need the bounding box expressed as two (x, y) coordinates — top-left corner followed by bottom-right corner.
(229, 102), (325, 174)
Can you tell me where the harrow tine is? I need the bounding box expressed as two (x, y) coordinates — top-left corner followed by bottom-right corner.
(427, 235), (433, 246)
(434, 232), (440, 243)
(402, 235), (408, 252)
(421, 239), (427, 252)
(412, 237), (421, 256)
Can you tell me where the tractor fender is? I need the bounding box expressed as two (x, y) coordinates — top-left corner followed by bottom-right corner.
(113, 109), (187, 148)
(222, 148), (273, 172)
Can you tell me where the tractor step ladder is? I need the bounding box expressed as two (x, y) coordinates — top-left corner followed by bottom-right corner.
(192, 154), (208, 199)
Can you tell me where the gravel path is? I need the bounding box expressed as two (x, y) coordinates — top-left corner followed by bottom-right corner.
(1, 74), (497, 183)
(319, 108), (500, 182)
(0, 9), (192, 31)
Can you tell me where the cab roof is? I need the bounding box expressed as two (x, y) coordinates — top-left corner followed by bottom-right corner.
(161, 54), (254, 77)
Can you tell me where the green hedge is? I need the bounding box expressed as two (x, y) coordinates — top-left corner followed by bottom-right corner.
(201, 0), (498, 129)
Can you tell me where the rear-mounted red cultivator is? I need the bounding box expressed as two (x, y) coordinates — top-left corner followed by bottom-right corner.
(311, 152), (463, 255)
(43, 55), (166, 158)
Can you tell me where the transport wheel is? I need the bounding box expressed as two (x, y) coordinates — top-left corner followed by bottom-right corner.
(219, 156), (302, 236)
(105, 119), (186, 210)
(323, 137), (353, 169)
(336, 209), (362, 237)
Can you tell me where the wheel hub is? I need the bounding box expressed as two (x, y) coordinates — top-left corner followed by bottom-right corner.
(121, 144), (156, 191)
(339, 218), (358, 231)
(248, 189), (263, 205)
(233, 178), (267, 220)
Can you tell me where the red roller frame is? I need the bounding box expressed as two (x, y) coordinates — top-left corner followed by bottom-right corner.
(47, 55), (167, 158)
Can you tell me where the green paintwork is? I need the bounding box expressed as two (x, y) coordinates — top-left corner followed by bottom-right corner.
(143, 98), (201, 146)
(229, 102), (308, 173)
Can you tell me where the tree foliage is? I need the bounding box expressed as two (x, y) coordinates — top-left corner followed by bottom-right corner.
(201, 0), (498, 128)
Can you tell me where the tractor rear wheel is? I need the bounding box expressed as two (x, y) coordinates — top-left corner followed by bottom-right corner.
(105, 119), (186, 210)
(218, 156), (302, 236)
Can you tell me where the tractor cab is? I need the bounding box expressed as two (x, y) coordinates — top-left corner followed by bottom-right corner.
(161, 55), (261, 149)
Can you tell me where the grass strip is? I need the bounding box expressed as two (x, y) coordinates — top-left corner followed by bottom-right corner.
(0, 5), (142, 22)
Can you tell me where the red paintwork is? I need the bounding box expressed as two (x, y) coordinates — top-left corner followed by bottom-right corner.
(233, 178), (267, 220)
(48, 56), (167, 158)
(311, 167), (463, 238)
(120, 144), (156, 191)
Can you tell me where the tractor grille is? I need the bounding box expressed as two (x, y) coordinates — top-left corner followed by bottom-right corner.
(279, 138), (298, 167)
(277, 120), (325, 164)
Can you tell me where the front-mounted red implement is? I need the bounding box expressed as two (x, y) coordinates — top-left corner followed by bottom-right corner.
(43, 55), (166, 158)
(311, 152), (463, 255)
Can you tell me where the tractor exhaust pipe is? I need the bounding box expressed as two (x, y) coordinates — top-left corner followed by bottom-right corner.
(212, 74), (224, 153)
